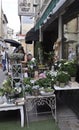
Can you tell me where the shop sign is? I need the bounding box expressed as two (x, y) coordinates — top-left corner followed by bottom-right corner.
(18, 0), (34, 16)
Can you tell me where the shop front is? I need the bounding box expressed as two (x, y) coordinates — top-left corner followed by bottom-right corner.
(41, 0), (79, 62)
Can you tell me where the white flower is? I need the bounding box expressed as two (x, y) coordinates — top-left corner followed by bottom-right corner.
(14, 87), (22, 93)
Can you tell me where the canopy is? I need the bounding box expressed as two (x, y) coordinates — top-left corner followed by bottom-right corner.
(25, 28), (39, 44)
(4, 39), (21, 47)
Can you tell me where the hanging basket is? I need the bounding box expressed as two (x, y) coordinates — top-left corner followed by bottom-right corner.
(9, 53), (24, 62)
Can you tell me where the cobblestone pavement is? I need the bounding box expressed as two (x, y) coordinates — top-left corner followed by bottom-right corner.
(57, 105), (79, 130)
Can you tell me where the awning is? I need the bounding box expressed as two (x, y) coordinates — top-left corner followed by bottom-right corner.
(25, 28), (39, 44)
(4, 39), (21, 47)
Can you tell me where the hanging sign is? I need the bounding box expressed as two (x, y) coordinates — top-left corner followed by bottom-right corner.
(18, 0), (34, 16)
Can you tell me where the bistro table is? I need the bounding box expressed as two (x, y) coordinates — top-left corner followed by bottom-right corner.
(25, 94), (56, 127)
(0, 99), (24, 127)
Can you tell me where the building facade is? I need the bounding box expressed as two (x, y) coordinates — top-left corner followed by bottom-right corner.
(34, 0), (79, 61)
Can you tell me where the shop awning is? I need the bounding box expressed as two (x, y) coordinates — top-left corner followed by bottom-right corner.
(25, 28), (39, 44)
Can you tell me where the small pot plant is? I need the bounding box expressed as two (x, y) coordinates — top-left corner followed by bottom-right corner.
(60, 60), (77, 77)
(56, 71), (70, 86)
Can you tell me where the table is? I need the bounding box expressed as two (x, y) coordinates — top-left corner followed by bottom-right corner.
(54, 82), (79, 91)
(25, 94), (56, 127)
(54, 83), (79, 102)
(0, 102), (24, 127)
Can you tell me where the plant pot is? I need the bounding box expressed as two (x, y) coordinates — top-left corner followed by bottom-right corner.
(56, 81), (60, 86)
(60, 82), (65, 87)
(71, 77), (75, 82)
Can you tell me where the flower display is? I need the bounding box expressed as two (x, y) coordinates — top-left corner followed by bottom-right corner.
(56, 71), (70, 83)
(0, 78), (23, 99)
(60, 60), (77, 77)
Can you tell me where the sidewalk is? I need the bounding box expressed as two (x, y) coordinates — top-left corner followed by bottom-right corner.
(57, 102), (79, 130)
(0, 68), (7, 87)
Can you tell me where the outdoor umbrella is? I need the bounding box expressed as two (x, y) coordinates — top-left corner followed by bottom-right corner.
(4, 39), (21, 47)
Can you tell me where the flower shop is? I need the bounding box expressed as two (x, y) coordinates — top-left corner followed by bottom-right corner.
(0, 50), (79, 127)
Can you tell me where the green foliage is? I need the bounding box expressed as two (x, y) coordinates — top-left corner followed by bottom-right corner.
(1, 78), (23, 98)
(23, 77), (32, 86)
(34, 76), (54, 88)
(23, 77), (33, 94)
(44, 51), (55, 61)
(2, 78), (12, 94)
(60, 60), (77, 77)
(57, 71), (70, 83)
(44, 51), (55, 67)
(27, 60), (37, 71)
(54, 59), (67, 70)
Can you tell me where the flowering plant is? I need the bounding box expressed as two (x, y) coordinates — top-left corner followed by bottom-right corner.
(56, 71), (70, 83)
(60, 60), (77, 77)
(0, 78), (23, 98)
(27, 59), (37, 78)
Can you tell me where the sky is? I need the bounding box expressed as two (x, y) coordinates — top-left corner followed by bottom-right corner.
(2, 0), (20, 32)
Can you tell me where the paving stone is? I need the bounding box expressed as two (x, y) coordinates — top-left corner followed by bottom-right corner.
(57, 105), (79, 130)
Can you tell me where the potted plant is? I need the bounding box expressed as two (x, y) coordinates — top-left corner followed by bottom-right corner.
(44, 51), (55, 69)
(60, 60), (77, 81)
(27, 59), (37, 78)
(34, 73), (55, 95)
(2, 78), (23, 100)
(9, 53), (24, 63)
(23, 77), (33, 95)
(56, 71), (70, 87)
